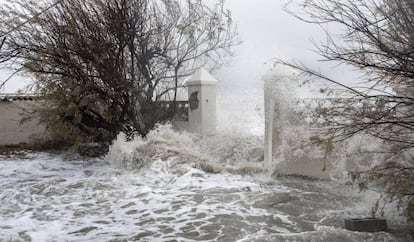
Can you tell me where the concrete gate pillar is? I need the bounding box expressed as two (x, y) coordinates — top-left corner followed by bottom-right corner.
(186, 68), (217, 136)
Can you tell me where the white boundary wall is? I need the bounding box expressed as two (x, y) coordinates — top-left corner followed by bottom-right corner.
(0, 100), (46, 146)
(0, 68), (218, 146)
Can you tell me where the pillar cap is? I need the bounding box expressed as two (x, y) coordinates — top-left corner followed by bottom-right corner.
(186, 68), (218, 86)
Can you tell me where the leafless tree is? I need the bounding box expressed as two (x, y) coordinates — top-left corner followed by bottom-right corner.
(0, 0), (238, 142)
(281, 0), (414, 219)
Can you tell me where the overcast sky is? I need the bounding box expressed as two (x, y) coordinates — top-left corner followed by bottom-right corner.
(218, 0), (359, 97)
(0, 0), (356, 96)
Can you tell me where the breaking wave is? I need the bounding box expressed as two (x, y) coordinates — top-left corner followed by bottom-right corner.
(1, 121), (411, 241)
(106, 123), (265, 175)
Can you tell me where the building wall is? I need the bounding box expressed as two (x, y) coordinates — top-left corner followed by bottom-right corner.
(0, 101), (46, 146)
(0, 100), (190, 146)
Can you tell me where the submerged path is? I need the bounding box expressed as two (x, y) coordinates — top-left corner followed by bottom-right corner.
(0, 153), (409, 241)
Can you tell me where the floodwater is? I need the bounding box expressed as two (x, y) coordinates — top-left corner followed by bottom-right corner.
(1, 125), (412, 241)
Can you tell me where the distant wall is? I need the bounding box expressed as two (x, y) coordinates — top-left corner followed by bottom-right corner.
(0, 99), (190, 146)
(0, 68), (218, 146)
(0, 100), (46, 146)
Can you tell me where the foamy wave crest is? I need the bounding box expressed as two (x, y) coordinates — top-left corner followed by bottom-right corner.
(106, 123), (266, 174)
(106, 123), (205, 169)
(106, 132), (148, 169)
(199, 134), (264, 173)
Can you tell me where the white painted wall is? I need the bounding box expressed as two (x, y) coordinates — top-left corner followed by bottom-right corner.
(0, 101), (46, 146)
(0, 69), (219, 146)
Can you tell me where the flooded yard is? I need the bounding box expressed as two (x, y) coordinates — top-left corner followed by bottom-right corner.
(1, 151), (410, 241)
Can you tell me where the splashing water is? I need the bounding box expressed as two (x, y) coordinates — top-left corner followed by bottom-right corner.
(263, 64), (301, 171)
(1, 67), (413, 241)
(262, 64), (394, 183)
(107, 123), (265, 174)
(0, 148), (409, 241)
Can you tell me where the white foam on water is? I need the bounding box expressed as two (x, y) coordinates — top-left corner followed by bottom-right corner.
(0, 152), (289, 241)
(0, 144), (410, 241)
